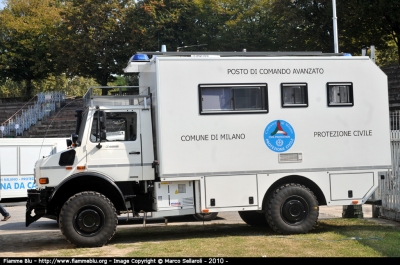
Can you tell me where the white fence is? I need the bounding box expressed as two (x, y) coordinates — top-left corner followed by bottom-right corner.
(379, 112), (400, 221)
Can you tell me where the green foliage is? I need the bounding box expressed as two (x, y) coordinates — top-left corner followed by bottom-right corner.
(376, 40), (398, 67)
(57, 0), (136, 89)
(353, 0), (400, 64)
(129, 0), (280, 52)
(128, 0), (205, 51)
(272, 0), (400, 63)
(0, 75), (99, 98)
(65, 76), (100, 96)
(124, 74), (139, 86)
(0, 79), (24, 98)
(196, 0), (279, 51)
(0, 0), (63, 98)
(111, 76), (128, 87)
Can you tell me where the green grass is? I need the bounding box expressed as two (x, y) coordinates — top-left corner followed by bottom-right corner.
(53, 219), (400, 257)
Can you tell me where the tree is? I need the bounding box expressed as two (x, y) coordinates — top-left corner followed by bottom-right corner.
(271, 0), (398, 65)
(127, 0), (206, 52)
(128, 0), (282, 52)
(354, 0), (400, 65)
(271, 0), (327, 52)
(211, 0), (279, 51)
(57, 0), (135, 94)
(0, 0), (63, 99)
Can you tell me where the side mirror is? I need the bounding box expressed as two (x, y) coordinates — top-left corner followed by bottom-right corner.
(96, 111), (107, 148)
(99, 111), (106, 129)
(66, 139), (72, 148)
(100, 131), (107, 141)
(71, 133), (78, 144)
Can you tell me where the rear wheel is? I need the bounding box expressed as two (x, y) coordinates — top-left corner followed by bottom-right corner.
(238, 210), (268, 226)
(193, 212), (218, 221)
(59, 191), (118, 247)
(266, 183), (319, 234)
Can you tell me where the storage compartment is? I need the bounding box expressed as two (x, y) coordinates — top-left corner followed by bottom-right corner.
(330, 172), (374, 200)
(205, 175), (258, 208)
(153, 181), (194, 211)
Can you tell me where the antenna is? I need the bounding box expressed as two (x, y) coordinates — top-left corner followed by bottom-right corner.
(332, 0), (339, 53)
(177, 44), (207, 52)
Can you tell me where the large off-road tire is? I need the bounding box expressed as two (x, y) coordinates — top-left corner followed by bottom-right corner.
(238, 210), (268, 226)
(193, 212), (219, 221)
(59, 191), (118, 248)
(266, 183), (319, 234)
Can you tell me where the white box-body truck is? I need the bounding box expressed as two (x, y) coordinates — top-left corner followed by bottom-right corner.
(0, 138), (67, 200)
(26, 51), (392, 247)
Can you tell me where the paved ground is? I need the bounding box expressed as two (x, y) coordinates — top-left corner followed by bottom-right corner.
(1, 201), (399, 234)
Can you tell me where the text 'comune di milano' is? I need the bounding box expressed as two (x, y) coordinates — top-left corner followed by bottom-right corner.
(181, 134), (246, 141)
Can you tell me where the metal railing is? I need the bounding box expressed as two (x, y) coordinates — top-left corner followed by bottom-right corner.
(0, 92), (65, 137)
(378, 111), (400, 221)
(83, 86), (149, 109)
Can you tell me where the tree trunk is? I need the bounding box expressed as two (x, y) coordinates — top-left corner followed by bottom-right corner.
(101, 75), (109, 96)
(25, 79), (34, 100)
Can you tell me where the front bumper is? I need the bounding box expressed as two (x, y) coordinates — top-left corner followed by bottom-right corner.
(25, 188), (53, 227)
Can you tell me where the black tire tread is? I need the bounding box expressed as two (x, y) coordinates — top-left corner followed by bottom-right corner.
(266, 183), (319, 234)
(59, 191), (118, 247)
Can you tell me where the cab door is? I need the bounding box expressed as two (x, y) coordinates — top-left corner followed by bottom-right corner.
(86, 110), (142, 181)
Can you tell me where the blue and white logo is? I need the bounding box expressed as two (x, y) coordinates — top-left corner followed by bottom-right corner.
(264, 120), (295, 152)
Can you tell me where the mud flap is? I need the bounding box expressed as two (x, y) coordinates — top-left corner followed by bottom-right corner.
(26, 208), (46, 227)
(25, 189), (49, 227)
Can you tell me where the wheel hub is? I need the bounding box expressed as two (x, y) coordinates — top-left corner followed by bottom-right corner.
(74, 205), (104, 236)
(281, 196), (309, 225)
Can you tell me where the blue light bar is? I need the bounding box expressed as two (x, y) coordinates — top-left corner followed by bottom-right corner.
(131, 54), (150, 61)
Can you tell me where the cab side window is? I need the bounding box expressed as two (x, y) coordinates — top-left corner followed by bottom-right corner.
(90, 111), (137, 142)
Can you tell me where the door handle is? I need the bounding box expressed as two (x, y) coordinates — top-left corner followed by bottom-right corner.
(129, 151), (141, 155)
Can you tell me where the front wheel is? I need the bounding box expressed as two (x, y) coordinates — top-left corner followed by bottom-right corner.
(193, 212), (218, 221)
(59, 191), (118, 247)
(266, 183), (319, 234)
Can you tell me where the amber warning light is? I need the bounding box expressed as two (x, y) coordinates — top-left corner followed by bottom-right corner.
(39, 178), (48, 184)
